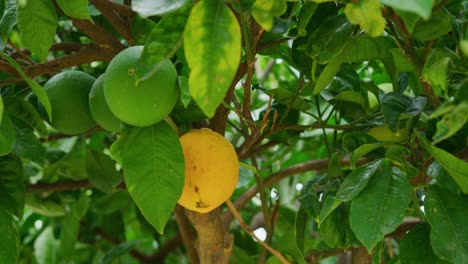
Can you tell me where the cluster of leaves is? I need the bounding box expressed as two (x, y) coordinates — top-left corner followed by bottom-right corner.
(0, 0), (467, 263)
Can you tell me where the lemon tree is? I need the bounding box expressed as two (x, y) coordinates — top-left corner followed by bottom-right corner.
(0, 1), (467, 264)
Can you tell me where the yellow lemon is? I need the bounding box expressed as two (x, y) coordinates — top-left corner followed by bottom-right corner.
(178, 128), (239, 213)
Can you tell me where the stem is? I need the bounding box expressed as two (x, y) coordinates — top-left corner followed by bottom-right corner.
(225, 200), (291, 264)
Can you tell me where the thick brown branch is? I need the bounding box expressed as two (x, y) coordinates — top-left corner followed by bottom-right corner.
(174, 205), (199, 264)
(72, 18), (126, 51)
(91, 0), (136, 18)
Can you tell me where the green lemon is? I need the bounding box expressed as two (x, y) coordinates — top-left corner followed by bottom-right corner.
(89, 75), (121, 132)
(44, 70), (97, 135)
(103, 46), (179, 127)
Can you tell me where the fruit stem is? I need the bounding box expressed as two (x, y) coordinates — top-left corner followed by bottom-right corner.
(164, 116), (180, 136)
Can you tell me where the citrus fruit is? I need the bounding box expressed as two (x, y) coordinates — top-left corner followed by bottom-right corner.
(178, 128), (239, 213)
(89, 74), (121, 132)
(368, 125), (409, 143)
(103, 46), (178, 127)
(44, 70), (97, 135)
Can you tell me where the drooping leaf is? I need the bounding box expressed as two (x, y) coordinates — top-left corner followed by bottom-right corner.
(350, 166), (411, 251)
(132, 0), (188, 18)
(295, 206), (308, 254)
(0, 54), (52, 121)
(0, 207), (19, 264)
(318, 195), (342, 224)
(4, 96), (48, 136)
(184, 0), (241, 117)
(59, 194), (90, 263)
(251, 0), (287, 32)
(424, 186), (468, 263)
(381, 92), (426, 132)
(16, 0), (57, 61)
(56, 0), (91, 20)
(417, 132), (468, 194)
(336, 159), (383, 201)
(130, 14), (156, 45)
(379, 0), (435, 20)
(422, 50), (454, 97)
(135, 3), (190, 83)
(0, 154), (25, 218)
(400, 223), (450, 264)
(0, 112), (15, 157)
(342, 131), (378, 153)
(345, 0), (385, 37)
(313, 57), (342, 95)
(121, 121), (185, 233)
(86, 148), (122, 194)
(0, 0), (17, 39)
(265, 88), (312, 112)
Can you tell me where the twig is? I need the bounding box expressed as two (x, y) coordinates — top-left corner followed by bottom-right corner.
(27, 180), (92, 193)
(225, 200), (291, 264)
(92, 0), (136, 18)
(7, 40), (35, 65)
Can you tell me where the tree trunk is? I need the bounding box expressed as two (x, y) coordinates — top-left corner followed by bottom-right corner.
(351, 247), (371, 264)
(185, 208), (233, 263)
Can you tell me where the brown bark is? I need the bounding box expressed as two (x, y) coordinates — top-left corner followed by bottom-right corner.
(351, 247), (371, 264)
(185, 208), (234, 263)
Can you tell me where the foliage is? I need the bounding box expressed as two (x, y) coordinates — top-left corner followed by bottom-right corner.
(0, 0), (467, 263)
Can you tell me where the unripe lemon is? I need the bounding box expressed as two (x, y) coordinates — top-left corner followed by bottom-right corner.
(368, 125), (409, 143)
(44, 70), (97, 135)
(89, 74), (121, 132)
(103, 46), (179, 127)
(178, 128), (239, 213)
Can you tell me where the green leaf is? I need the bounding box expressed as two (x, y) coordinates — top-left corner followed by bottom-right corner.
(34, 226), (58, 264)
(90, 190), (132, 215)
(427, 161), (461, 194)
(400, 223), (450, 264)
(350, 166), (411, 251)
(336, 159), (383, 201)
(59, 194), (90, 262)
(86, 148), (122, 194)
(318, 195), (342, 224)
(4, 96), (48, 136)
(10, 117), (45, 165)
(341, 36), (395, 62)
(0, 112), (15, 157)
(390, 48), (414, 72)
(135, 4), (190, 83)
(130, 15), (155, 45)
(297, 2), (317, 37)
(313, 57), (342, 95)
(342, 131), (378, 153)
(16, 0), (57, 61)
(0, 96), (3, 124)
(412, 10), (452, 41)
(352, 143), (385, 164)
(0, 54), (52, 121)
(417, 132), (468, 194)
(0, 0), (17, 38)
(0, 207), (19, 264)
(251, 0), (287, 32)
(295, 206), (308, 254)
(178, 76), (191, 108)
(131, 0), (188, 17)
(345, 0), (385, 37)
(56, 0), (91, 20)
(0, 154), (25, 218)
(425, 186), (468, 263)
(432, 102), (468, 144)
(381, 92), (426, 132)
(422, 50), (453, 97)
(25, 194), (66, 217)
(265, 88), (312, 112)
(379, 0), (435, 20)
(122, 121), (184, 233)
(184, 0), (241, 117)
(319, 203), (358, 248)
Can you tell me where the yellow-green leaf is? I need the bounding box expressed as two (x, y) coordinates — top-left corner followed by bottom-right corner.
(251, 0), (287, 32)
(184, 0), (241, 117)
(345, 0), (385, 37)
